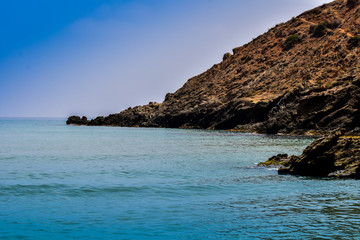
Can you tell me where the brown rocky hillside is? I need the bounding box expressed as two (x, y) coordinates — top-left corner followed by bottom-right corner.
(68, 0), (360, 136)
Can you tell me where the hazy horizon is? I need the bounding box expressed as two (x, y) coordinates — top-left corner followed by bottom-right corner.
(0, 0), (332, 118)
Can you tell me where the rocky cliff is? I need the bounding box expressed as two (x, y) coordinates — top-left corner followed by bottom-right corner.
(68, 0), (360, 136)
(67, 0), (360, 178)
(259, 131), (360, 178)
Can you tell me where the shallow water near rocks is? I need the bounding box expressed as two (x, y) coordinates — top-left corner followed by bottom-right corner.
(0, 119), (359, 239)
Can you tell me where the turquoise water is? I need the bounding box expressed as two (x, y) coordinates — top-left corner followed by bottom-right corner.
(0, 119), (359, 239)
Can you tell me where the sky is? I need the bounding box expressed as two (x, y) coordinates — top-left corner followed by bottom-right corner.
(0, 0), (333, 117)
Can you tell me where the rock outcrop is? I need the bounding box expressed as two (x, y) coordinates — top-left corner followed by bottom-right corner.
(258, 130), (360, 178)
(278, 133), (360, 178)
(66, 116), (88, 125)
(67, 0), (360, 178)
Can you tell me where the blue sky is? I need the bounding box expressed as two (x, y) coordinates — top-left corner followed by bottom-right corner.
(0, 0), (332, 117)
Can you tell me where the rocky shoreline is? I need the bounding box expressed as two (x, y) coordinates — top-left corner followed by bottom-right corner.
(258, 131), (360, 178)
(67, 0), (360, 178)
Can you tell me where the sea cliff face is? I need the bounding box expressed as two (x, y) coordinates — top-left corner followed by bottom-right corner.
(67, 0), (360, 178)
(68, 0), (359, 135)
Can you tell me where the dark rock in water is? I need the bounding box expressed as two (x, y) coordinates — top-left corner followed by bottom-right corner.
(66, 116), (88, 125)
(257, 154), (290, 167)
(278, 132), (360, 178)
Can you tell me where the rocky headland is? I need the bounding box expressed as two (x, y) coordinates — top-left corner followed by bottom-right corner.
(68, 0), (360, 178)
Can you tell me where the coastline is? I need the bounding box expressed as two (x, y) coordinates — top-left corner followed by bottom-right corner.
(66, 0), (360, 178)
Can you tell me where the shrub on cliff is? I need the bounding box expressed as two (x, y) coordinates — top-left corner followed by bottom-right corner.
(310, 23), (327, 37)
(347, 0), (358, 8)
(283, 34), (299, 50)
(348, 35), (360, 48)
(328, 19), (342, 29)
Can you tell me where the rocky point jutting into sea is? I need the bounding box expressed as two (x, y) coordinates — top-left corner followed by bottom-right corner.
(68, 0), (360, 178)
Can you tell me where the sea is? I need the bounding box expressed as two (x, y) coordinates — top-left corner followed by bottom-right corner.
(0, 118), (359, 239)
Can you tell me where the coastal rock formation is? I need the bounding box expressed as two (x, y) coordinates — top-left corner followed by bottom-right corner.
(68, 0), (360, 136)
(258, 130), (360, 178)
(66, 116), (88, 125)
(278, 133), (360, 178)
(68, 0), (360, 177)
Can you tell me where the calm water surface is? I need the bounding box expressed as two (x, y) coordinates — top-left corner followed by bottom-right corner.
(0, 119), (359, 239)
